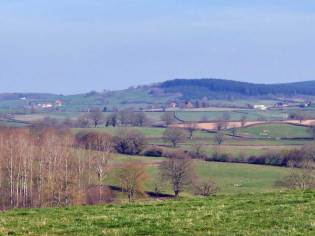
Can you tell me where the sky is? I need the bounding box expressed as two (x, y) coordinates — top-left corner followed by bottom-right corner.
(1, 0), (315, 94)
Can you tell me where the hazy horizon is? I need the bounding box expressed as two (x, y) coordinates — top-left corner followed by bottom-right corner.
(1, 0), (315, 94)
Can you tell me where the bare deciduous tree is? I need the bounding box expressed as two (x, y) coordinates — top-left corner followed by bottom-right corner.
(163, 127), (187, 148)
(231, 126), (238, 137)
(161, 112), (175, 126)
(87, 109), (105, 127)
(214, 131), (225, 145)
(240, 115), (247, 127)
(117, 161), (148, 202)
(159, 152), (195, 197)
(185, 123), (198, 140)
(307, 125), (315, 140)
(77, 114), (90, 128)
(105, 113), (118, 127)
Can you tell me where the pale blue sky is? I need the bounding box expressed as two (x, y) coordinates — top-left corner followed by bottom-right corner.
(1, 0), (315, 94)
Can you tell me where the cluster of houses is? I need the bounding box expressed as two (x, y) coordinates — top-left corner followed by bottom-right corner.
(23, 99), (63, 110)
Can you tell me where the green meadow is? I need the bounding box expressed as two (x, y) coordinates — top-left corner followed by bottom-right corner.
(1, 191), (315, 235)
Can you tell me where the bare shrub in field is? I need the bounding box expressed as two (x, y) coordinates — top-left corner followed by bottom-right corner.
(279, 159), (315, 190)
(189, 144), (208, 159)
(278, 145), (315, 190)
(116, 161), (148, 202)
(159, 151), (195, 197)
(86, 186), (115, 205)
(194, 179), (219, 196)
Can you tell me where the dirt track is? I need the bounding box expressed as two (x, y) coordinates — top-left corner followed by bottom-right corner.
(173, 119), (315, 131)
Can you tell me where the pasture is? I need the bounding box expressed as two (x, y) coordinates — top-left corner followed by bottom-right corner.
(1, 191), (315, 235)
(111, 154), (289, 195)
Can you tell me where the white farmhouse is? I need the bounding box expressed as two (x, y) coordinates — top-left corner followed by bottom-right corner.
(253, 105), (267, 110)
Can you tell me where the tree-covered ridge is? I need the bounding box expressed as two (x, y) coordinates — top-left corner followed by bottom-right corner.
(161, 79), (315, 99)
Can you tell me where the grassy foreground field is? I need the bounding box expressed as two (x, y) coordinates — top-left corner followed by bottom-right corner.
(1, 191), (315, 235)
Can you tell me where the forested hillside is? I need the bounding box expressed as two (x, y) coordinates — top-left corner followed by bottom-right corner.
(161, 79), (315, 99)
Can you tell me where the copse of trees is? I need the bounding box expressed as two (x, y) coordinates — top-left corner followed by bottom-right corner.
(0, 127), (112, 210)
(75, 131), (113, 151)
(31, 117), (78, 131)
(104, 109), (149, 127)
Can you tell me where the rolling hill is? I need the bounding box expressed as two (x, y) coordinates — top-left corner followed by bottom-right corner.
(1, 79), (315, 112)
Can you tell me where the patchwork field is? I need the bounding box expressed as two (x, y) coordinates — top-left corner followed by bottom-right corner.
(74, 124), (311, 158)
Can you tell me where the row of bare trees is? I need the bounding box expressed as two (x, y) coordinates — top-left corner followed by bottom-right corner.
(78, 109), (149, 128)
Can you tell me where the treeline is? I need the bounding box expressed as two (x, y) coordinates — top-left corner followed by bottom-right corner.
(161, 79), (315, 99)
(203, 145), (315, 167)
(30, 109), (150, 130)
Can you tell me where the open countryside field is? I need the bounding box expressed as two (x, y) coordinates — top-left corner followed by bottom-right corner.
(175, 119), (315, 130)
(111, 154), (289, 195)
(1, 191), (315, 235)
(175, 107), (315, 122)
(239, 123), (311, 139)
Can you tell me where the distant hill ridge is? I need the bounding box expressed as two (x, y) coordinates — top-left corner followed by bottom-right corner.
(160, 79), (315, 99)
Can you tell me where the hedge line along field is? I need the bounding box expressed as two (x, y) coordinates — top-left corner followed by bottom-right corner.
(1, 191), (315, 235)
(73, 126), (309, 158)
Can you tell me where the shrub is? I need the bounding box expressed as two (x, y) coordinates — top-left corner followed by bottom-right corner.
(194, 180), (219, 196)
(75, 131), (113, 151)
(86, 186), (116, 205)
(114, 130), (147, 155)
(143, 146), (164, 157)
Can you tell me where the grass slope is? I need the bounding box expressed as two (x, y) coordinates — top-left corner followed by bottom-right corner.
(1, 191), (315, 235)
(112, 155), (288, 195)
